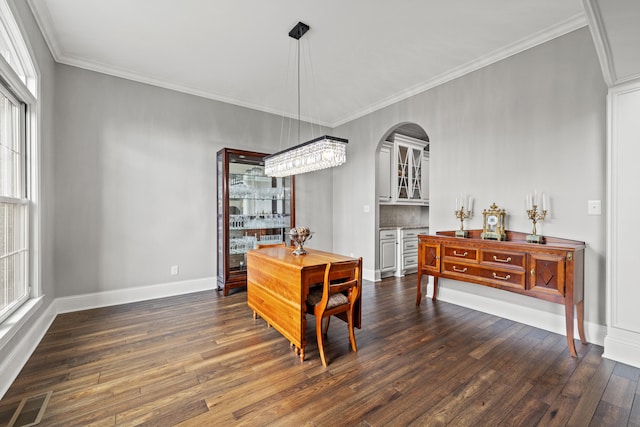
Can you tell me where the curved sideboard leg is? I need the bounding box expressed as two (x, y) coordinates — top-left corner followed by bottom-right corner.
(577, 300), (586, 344)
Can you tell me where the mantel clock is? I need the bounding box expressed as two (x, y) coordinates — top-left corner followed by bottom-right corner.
(481, 203), (507, 241)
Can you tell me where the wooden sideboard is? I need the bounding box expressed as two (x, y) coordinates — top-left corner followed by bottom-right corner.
(417, 230), (586, 357)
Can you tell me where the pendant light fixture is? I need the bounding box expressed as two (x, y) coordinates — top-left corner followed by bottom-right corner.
(264, 21), (348, 178)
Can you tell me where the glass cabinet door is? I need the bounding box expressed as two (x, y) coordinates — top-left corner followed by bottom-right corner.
(396, 142), (424, 202)
(217, 148), (294, 295)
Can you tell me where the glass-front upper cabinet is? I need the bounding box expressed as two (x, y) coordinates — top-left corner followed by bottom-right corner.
(394, 134), (428, 204)
(216, 148), (295, 295)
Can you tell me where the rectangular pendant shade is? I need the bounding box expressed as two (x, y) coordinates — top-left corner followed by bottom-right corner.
(264, 135), (348, 177)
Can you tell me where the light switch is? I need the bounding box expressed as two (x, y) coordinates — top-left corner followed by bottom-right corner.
(363, 205), (370, 213)
(587, 200), (601, 215)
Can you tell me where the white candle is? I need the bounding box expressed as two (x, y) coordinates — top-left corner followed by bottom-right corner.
(542, 192), (547, 211)
(455, 197), (459, 211)
(469, 197), (473, 212)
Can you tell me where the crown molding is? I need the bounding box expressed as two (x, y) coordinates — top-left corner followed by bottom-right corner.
(332, 12), (588, 127)
(581, 0), (616, 86)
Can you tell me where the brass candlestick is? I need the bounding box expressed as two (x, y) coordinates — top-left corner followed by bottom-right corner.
(455, 207), (471, 238)
(526, 204), (547, 243)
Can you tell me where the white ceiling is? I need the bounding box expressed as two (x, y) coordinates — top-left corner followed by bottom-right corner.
(28, 0), (586, 127)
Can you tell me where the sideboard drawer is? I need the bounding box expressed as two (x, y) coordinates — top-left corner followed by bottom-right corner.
(443, 246), (477, 261)
(443, 261), (525, 289)
(480, 249), (526, 269)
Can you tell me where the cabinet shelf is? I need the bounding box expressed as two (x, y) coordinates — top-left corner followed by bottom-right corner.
(230, 226), (288, 231)
(229, 197), (289, 202)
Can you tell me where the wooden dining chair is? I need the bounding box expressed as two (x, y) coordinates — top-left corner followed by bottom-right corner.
(306, 257), (362, 367)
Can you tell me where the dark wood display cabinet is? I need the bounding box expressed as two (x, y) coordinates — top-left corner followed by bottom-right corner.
(216, 148), (295, 295)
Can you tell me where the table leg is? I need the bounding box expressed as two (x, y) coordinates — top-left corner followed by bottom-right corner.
(432, 277), (439, 301)
(577, 300), (586, 344)
(565, 301), (577, 357)
(416, 270), (423, 306)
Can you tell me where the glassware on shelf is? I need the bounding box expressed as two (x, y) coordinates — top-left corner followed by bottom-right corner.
(229, 184), (289, 200)
(229, 236), (257, 254)
(258, 234), (283, 245)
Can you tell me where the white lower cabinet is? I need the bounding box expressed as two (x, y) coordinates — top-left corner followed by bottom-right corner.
(395, 227), (428, 277)
(379, 229), (397, 277)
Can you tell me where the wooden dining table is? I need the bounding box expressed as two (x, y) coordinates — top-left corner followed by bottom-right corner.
(247, 246), (361, 362)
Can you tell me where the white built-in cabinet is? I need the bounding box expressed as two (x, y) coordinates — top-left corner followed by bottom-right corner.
(606, 82), (640, 368)
(377, 144), (392, 202)
(422, 151), (429, 203)
(378, 134), (428, 205)
(395, 227), (426, 277)
(379, 229), (397, 277)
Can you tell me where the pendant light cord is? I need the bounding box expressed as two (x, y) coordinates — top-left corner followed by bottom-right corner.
(297, 37), (300, 144)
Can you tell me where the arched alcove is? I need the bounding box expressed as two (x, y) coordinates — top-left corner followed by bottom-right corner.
(374, 122), (430, 281)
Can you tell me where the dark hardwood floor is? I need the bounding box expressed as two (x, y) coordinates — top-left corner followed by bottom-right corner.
(1, 275), (639, 426)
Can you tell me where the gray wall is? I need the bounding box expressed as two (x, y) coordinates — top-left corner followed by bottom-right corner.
(333, 27), (607, 326)
(53, 65), (333, 297)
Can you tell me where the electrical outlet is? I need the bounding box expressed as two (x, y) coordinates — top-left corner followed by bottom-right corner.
(170, 265), (179, 275)
(587, 200), (601, 216)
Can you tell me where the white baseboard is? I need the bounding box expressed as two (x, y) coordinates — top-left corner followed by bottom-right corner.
(433, 283), (606, 347)
(603, 334), (640, 369)
(55, 277), (216, 314)
(362, 268), (376, 283)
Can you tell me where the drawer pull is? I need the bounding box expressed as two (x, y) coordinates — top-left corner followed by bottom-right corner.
(453, 250), (468, 257)
(493, 255), (512, 263)
(493, 272), (511, 281)
(453, 266), (468, 273)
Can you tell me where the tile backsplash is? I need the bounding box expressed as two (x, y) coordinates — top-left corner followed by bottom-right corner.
(380, 205), (429, 227)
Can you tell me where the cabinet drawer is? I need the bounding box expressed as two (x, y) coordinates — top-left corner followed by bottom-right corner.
(480, 249), (526, 269)
(402, 229), (425, 239)
(379, 229), (397, 240)
(403, 239), (419, 252)
(443, 246), (477, 261)
(442, 261), (525, 289)
(404, 255), (418, 268)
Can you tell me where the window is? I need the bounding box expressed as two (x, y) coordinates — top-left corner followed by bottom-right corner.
(0, 0), (38, 325)
(0, 85), (28, 323)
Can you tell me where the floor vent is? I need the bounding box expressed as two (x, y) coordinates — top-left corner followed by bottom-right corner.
(7, 390), (52, 427)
